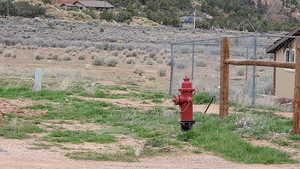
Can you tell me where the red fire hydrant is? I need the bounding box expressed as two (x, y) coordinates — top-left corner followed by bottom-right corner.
(172, 77), (195, 131)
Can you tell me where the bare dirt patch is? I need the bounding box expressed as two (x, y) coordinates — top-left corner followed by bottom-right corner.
(0, 137), (299, 169)
(0, 98), (48, 116)
(40, 120), (104, 131)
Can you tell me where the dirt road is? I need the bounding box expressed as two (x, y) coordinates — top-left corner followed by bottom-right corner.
(0, 138), (299, 169)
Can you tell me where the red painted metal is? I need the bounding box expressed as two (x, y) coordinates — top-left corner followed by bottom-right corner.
(172, 77), (195, 131)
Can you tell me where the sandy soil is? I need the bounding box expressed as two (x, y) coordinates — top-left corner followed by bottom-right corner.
(0, 137), (299, 169)
(0, 98), (48, 116)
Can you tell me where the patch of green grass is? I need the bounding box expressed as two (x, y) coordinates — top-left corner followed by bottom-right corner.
(80, 89), (168, 102)
(25, 104), (54, 111)
(288, 135), (300, 142)
(145, 137), (182, 148)
(96, 84), (127, 91)
(65, 150), (138, 162)
(0, 119), (44, 139)
(177, 114), (295, 164)
(230, 111), (292, 139)
(193, 92), (215, 104)
(43, 130), (117, 144)
(272, 139), (291, 147)
(0, 87), (69, 102)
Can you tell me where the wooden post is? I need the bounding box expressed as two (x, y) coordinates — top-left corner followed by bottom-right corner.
(219, 37), (230, 118)
(293, 37), (300, 135)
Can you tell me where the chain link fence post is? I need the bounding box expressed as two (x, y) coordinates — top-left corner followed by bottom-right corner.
(251, 35), (257, 106)
(192, 41), (195, 80)
(169, 44), (174, 95)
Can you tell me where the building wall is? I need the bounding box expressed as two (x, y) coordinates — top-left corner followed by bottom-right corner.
(275, 40), (295, 98)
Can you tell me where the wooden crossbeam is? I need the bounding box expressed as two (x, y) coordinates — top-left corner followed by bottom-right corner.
(225, 59), (295, 69)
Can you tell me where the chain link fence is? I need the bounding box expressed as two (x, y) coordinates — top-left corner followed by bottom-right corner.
(169, 34), (293, 110)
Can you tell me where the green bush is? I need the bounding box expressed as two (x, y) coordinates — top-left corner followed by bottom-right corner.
(101, 10), (114, 21)
(84, 9), (97, 19)
(193, 92), (214, 104)
(115, 10), (132, 22)
(14, 1), (45, 18)
(0, 0), (45, 18)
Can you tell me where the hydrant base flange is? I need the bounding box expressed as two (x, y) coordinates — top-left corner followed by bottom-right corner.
(180, 121), (195, 131)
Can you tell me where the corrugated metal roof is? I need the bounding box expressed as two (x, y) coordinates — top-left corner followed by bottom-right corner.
(74, 1), (114, 8)
(266, 27), (300, 53)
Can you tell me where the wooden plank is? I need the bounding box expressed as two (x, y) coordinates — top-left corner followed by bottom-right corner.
(225, 59), (295, 69)
(293, 37), (300, 135)
(219, 37), (230, 118)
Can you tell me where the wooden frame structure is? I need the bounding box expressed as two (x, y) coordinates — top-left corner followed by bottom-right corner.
(219, 37), (300, 134)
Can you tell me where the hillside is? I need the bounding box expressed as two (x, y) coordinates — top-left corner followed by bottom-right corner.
(1, 0), (300, 32)
(106, 0), (300, 31)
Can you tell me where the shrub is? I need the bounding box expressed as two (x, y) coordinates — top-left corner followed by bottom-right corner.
(126, 58), (136, 64)
(196, 61), (207, 67)
(93, 56), (105, 66)
(3, 50), (16, 58)
(193, 92), (215, 104)
(14, 1), (46, 18)
(115, 10), (132, 22)
(101, 10), (114, 21)
(47, 54), (58, 60)
(65, 46), (77, 53)
(176, 63), (185, 69)
(133, 68), (144, 76)
(104, 57), (118, 67)
(84, 9), (97, 19)
(78, 56), (85, 60)
(41, 0), (51, 4)
(158, 68), (167, 77)
(149, 52), (156, 58)
(146, 59), (154, 65)
(237, 69), (245, 76)
(63, 55), (71, 61)
(34, 52), (44, 60)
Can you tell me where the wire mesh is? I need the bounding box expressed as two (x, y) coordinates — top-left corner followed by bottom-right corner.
(170, 34), (296, 110)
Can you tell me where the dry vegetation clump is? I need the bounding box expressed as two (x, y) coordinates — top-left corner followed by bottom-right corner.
(3, 49), (16, 58)
(156, 58), (164, 64)
(104, 56), (118, 67)
(65, 46), (77, 53)
(133, 68), (144, 76)
(93, 56), (118, 67)
(126, 58), (136, 64)
(146, 59), (154, 65)
(196, 61), (207, 67)
(47, 53), (58, 60)
(176, 63), (185, 69)
(78, 55), (85, 60)
(158, 68), (167, 77)
(148, 52), (156, 60)
(93, 56), (105, 66)
(34, 52), (44, 60)
(112, 51), (119, 57)
(126, 51), (138, 58)
(63, 55), (72, 61)
(237, 69), (245, 76)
